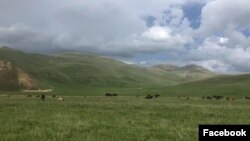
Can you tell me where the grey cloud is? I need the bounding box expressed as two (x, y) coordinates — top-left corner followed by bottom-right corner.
(198, 0), (250, 36)
(0, 0), (193, 56)
(186, 36), (250, 72)
(0, 24), (55, 52)
(0, 0), (250, 73)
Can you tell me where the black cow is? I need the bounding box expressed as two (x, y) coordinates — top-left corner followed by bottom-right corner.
(145, 94), (153, 99)
(154, 94), (160, 98)
(41, 94), (45, 101)
(206, 96), (213, 100)
(212, 95), (224, 100)
(245, 96), (250, 100)
(105, 93), (112, 96)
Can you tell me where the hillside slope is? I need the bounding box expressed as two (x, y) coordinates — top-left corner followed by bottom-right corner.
(150, 74), (250, 97)
(0, 47), (216, 93)
(0, 60), (37, 90)
(152, 64), (216, 81)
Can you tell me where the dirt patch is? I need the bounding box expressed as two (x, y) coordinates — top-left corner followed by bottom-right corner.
(17, 68), (38, 89)
(22, 89), (52, 93)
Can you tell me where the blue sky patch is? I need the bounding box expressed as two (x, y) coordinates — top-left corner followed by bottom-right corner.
(241, 28), (250, 37)
(144, 16), (156, 27)
(182, 3), (204, 29)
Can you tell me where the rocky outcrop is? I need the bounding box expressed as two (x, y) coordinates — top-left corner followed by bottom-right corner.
(0, 60), (38, 90)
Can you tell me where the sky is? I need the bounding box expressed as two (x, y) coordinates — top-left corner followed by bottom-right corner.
(0, 0), (250, 73)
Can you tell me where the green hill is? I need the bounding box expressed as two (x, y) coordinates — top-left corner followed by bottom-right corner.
(2, 47), (250, 97)
(149, 74), (250, 97)
(0, 47), (217, 94)
(152, 64), (179, 71)
(152, 64), (215, 81)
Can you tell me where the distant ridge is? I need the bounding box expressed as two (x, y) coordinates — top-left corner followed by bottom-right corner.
(152, 64), (210, 72)
(163, 74), (250, 96)
(152, 64), (179, 71)
(177, 64), (208, 72)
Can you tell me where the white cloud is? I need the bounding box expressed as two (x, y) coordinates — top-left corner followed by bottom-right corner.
(142, 26), (172, 41)
(190, 60), (230, 73)
(198, 0), (250, 35)
(188, 36), (250, 72)
(183, 0), (250, 72)
(218, 37), (229, 45)
(140, 61), (147, 65)
(224, 25), (250, 48)
(0, 0), (194, 55)
(141, 25), (192, 51)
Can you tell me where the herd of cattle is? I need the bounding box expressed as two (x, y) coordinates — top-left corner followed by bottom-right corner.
(178, 95), (250, 100)
(105, 93), (118, 96)
(145, 94), (160, 99)
(105, 93), (160, 99)
(4, 94), (250, 101)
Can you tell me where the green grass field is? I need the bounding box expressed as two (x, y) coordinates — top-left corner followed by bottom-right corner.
(1, 47), (250, 141)
(1, 95), (250, 141)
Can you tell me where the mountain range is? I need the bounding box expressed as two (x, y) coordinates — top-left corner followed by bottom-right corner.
(0, 47), (214, 90)
(0, 46), (249, 96)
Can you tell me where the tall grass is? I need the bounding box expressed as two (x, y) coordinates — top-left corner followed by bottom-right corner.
(0, 96), (250, 141)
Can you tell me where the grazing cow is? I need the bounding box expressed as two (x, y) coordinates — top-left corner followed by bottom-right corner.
(206, 96), (213, 100)
(145, 94), (153, 99)
(58, 97), (64, 101)
(154, 94), (160, 98)
(105, 93), (112, 96)
(112, 93), (118, 96)
(245, 96), (250, 100)
(212, 95), (224, 100)
(41, 94), (45, 101)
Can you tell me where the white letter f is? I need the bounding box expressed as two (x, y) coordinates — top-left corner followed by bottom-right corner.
(203, 129), (209, 136)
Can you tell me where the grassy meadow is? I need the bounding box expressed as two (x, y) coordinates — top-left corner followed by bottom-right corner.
(1, 47), (250, 141)
(0, 95), (250, 141)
